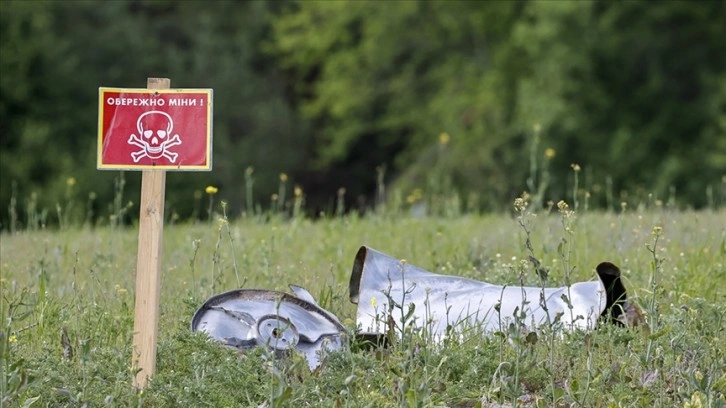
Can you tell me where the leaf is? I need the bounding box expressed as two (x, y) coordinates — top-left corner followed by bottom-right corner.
(568, 379), (579, 394)
(406, 389), (417, 406)
(647, 326), (671, 341)
(22, 396), (40, 408)
(402, 303), (416, 324)
(274, 386), (292, 405)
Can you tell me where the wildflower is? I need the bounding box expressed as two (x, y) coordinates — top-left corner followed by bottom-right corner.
(271, 193), (279, 201)
(66, 177), (76, 187)
(245, 166), (254, 176)
(544, 148), (556, 159)
(89, 192), (97, 200)
(9, 335), (17, 344)
(438, 132), (450, 145)
(294, 186), (303, 197)
(514, 197), (527, 212)
(280, 173), (288, 182)
(557, 200), (569, 211)
(571, 163), (581, 172)
(406, 188), (424, 204)
(370, 297), (377, 308)
(533, 123), (542, 133)
(652, 226), (663, 236)
(205, 186), (218, 195)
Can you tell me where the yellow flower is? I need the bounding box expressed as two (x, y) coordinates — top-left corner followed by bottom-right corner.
(9, 335), (17, 344)
(514, 197), (527, 212)
(438, 132), (450, 145)
(544, 148), (556, 159)
(205, 186), (218, 195)
(571, 163), (581, 172)
(294, 186), (303, 197)
(370, 297), (377, 307)
(280, 173), (288, 182)
(66, 177), (76, 187)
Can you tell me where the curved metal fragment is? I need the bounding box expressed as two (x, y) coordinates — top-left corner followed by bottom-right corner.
(191, 288), (346, 370)
(349, 246), (626, 340)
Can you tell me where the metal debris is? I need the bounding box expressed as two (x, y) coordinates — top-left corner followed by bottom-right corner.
(193, 245), (628, 368)
(191, 287), (346, 370)
(350, 246), (626, 339)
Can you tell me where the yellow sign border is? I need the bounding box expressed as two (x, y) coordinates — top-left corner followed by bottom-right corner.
(97, 87), (213, 171)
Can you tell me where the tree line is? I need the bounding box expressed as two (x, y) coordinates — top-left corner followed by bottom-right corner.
(1, 0), (724, 228)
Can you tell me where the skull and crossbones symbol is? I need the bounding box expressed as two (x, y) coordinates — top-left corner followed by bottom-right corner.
(127, 111), (182, 163)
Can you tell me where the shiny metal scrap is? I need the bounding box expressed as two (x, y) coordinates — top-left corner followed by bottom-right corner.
(192, 245), (626, 368)
(191, 287), (346, 370)
(349, 246), (625, 339)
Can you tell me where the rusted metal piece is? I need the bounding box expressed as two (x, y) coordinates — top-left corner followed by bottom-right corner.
(349, 246), (626, 339)
(191, 287), (346, 370)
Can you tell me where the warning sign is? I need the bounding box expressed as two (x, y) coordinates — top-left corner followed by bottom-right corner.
(98, 88), (213, 170)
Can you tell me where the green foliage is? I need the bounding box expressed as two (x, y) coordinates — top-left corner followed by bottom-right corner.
(271, 0), (726, 210)
(1, 0), (725, 229)
(1, 205), (725, 406)
(0, 0), (304, 227)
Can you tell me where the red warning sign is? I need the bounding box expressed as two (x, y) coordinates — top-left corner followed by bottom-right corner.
(98, 88), (213, 170)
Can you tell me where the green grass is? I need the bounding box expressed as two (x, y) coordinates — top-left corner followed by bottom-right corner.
(2, 209), (725, 407)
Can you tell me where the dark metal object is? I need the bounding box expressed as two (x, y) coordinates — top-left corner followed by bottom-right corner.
(349, 246), (625, 339)
(191, 287), (346, 370)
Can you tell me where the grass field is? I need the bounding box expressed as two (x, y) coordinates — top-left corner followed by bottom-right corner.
(2, 206), (725, 407)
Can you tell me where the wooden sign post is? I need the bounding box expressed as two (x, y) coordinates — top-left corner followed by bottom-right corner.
(132, 78), (169, 388)
(97, 78), (213, 388)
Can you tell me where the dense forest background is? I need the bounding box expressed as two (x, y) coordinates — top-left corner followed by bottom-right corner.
(1, 0), (724, 228)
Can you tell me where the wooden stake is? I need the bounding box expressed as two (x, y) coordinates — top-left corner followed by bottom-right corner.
(132, 77), (170, 388)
